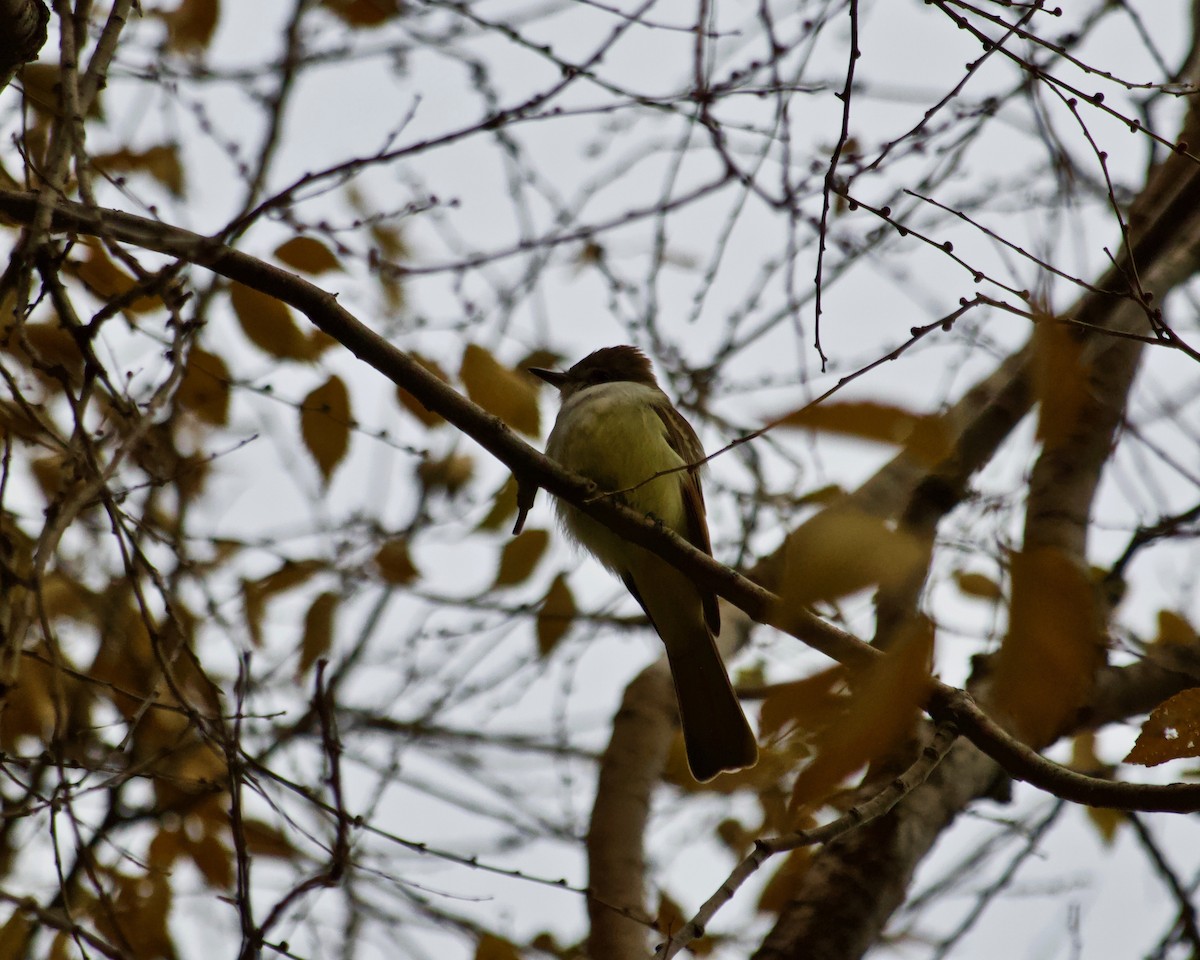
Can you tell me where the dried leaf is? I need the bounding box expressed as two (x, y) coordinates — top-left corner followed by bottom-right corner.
(774, 504), (926, 614)
(1085, 805), (1124, 845)
(395, 352), (448, 427)
(72, 241), (160, 312)
(166, 0), (220, 50)
(757, 849), (813, 915)
(374, 537), (419, 584)
(758, 666), (845, 741)
(536, 573), (575, 656)
(176, 347), (231, 425)
(953, 570), (1003, 601)
(460, 343), (540, 436)
(417, 453), (473, 496)
(477, 476), (518, 531)
(93, 871), (174, 960)
(1126, 688), (1200, 766)
(241, 819), (298, 860)
(655, 892), (686, 936)
(321, 0), (403, 28)
(775, 400), (952, 464)
(93, 145), (184, 196)
(229, 282), (314, 361)
(185, 831), (234, 889)
(789, 617), (934, 813)
(990, 548), (1105, 744)
(1155, 610), (1198, 646)
(242, 559), (325, 645)
(494, 529), (548, 588)
(475, 933), (521, 960)
(275, 236), (341, 275)
(300, 376), (352, 484)
(298, 591), (338, 677)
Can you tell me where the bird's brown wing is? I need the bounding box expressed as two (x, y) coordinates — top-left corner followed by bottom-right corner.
(652, 402), (720, 635)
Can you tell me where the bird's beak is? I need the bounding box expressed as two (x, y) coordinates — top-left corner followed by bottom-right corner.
(528, 367), (568, 390)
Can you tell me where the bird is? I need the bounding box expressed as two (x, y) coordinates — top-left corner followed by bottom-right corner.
(515, 345), (757, 782)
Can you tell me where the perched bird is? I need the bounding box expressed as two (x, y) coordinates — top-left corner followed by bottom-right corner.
(516, 346), (757, 782)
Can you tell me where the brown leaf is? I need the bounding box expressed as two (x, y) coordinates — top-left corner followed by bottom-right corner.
(242, 559), (325, 646)
(165, 0), (220, 50)
(789, 616), (934, 813)
(184, 831), (234, 889)
(274, 236), (341, 274)
(93, 145), (185, 196)
(229, 282), (314, 360)
(321, 0), (404, 28)
(1085, 805), (1125, 845)
(395, 352), (448, 427)
(71, 241), (161, 313)
(758, 666), (845, 741)
(775, 400), (952, 464)
(241, 819), (298, 860)
(477, 476), (518, 531)
(176, 347), (231, 425)
(298, 591), (338, 677)
(990, 547), (1106, 744)
(475, 933), (522, 960)
(1155, 610), (1198, 646)
(460, 343), (540, 436)
(773, 503), (926, 613)
(374, 537), (419, 584)
(300, 375), (352, 484)
(417, 453), (474, 496)
(655, 892), (686, 936)
(93, 871), (174, 960)
(953, 570), (1003, 601)
(536, 573), (575, 656)
(494, 529), (548, 588)
(1126, 688), (1200, 767)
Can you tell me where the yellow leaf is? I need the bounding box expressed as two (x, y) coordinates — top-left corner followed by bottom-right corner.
(953, 570), (1003, 601)
(758, 666), (845, 741)
(655, 892), (686, 937)
(374, 538), (419, 584)
(300, 375), (352, 484)
(416, 453), (473, 496)
(71, 241), (161, 313)
(229, 282), (314, 360)
(184, 831), (234, 889)
(93, 145), (184, 196)
(1032, 317), (1089, 448)
(298, 591), (338, 677)
(1085, 805), (1124, 845)
(241, 819), (298, 860)
(494, 529), (548, 588)
(0, 910), (33, 958)
(395, 352), (448, 427)
(773, 504), (926, 613)
(475, 933), (522, 960)
(242, 559), (325, 646)
(536, 573), (575, 656)
(2, 320), (86, 385)
(477, 476), (518, 531)
(176, 347), (231, 425)
(321, 0), (403, 28)
(1155, 610), (1198, 646)
(789, 617), (934, 813)
(460, 343), (540, 436)
(757, 849), (813, 915)
(774, 400), (952, 464)
(1126, 688), (1200, 766)
(96, 872), (174, 959)
(990, 548), (1106, 744)
(275, 236), (341, 275)
(165, 0), (220, 50)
